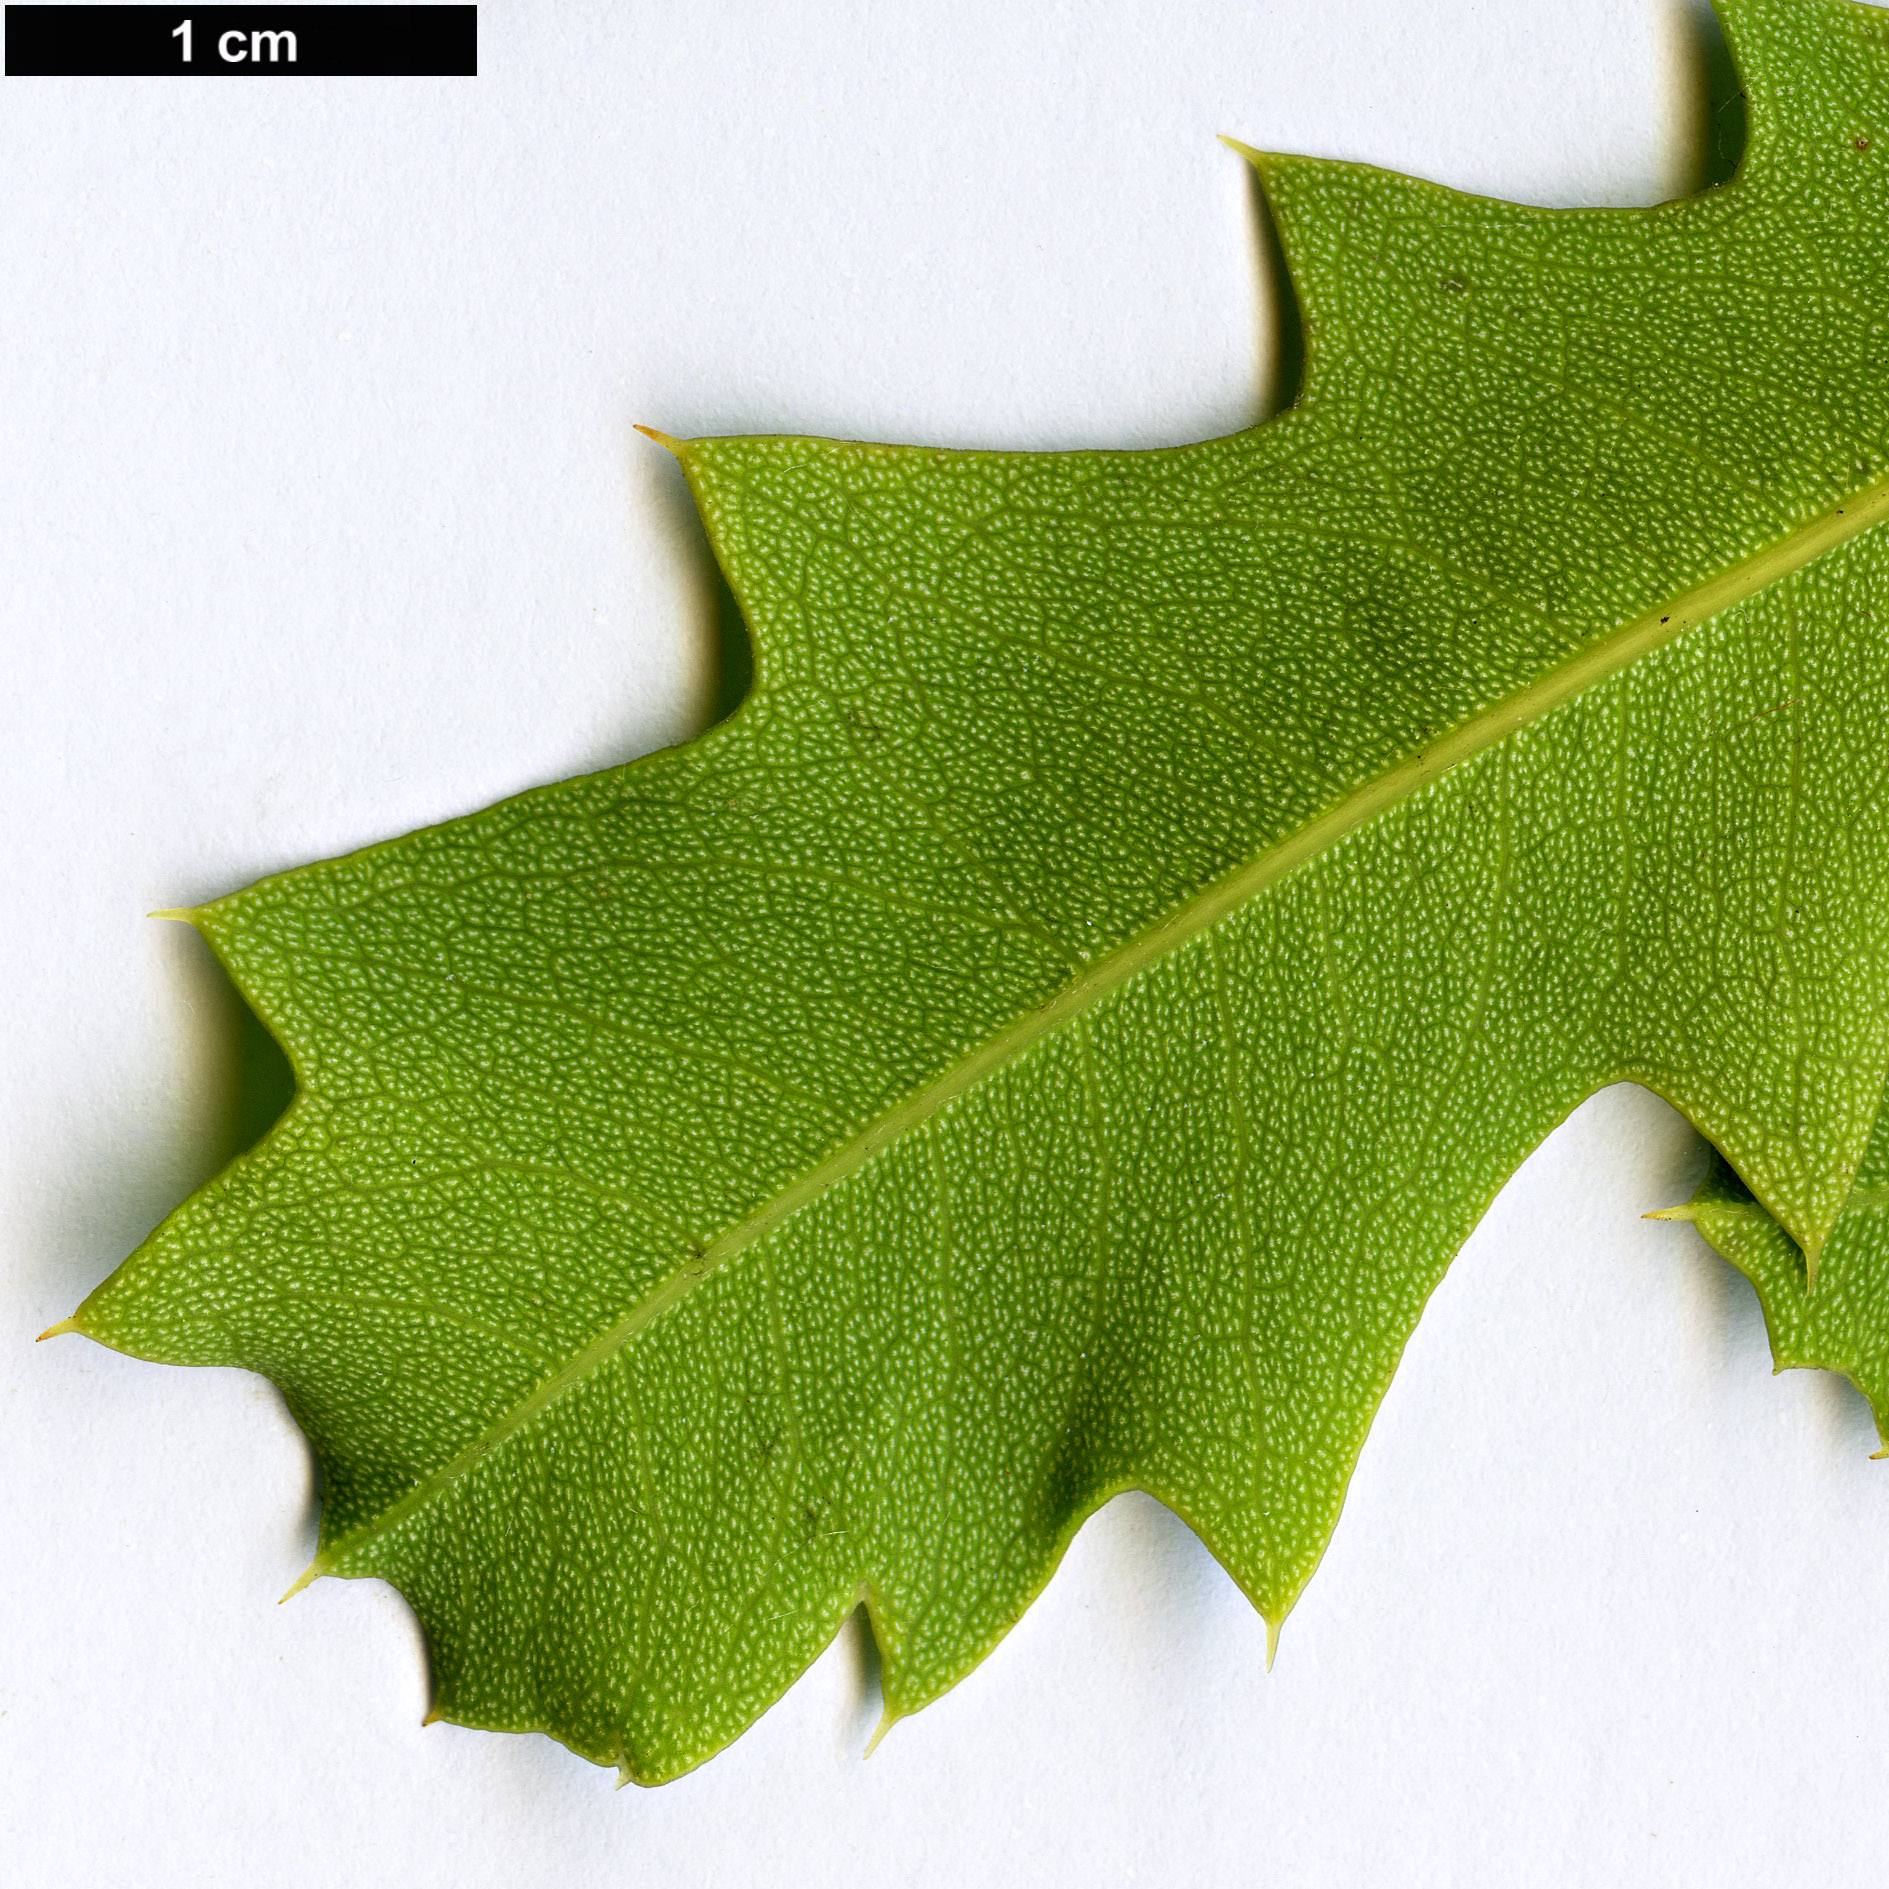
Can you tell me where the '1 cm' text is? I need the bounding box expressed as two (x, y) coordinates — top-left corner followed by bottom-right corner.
(171, 20), (299, 64)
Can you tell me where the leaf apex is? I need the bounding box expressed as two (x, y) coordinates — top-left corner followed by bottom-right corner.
(35, 1316), (81, 1342)
(148, 906), (203, 927)
(1643, 1205), (1698, 1223)
(1264, 1615), (1282, 1671)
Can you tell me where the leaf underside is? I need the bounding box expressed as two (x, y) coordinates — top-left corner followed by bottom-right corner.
(68, 0), (1889, 1783)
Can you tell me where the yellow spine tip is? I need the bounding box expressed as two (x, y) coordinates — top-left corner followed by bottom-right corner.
(421, 1708), (444, 1727)
(1218, 134), (1268, 169)
(279, 1558), (327, 1603)
(36, 1316), (82, 1342)
(1643, 1206), (1696, 1223)
(633, 424), (688, 457)
(863, 1703), (903, 1759)
(1265, 1616), (1281, 1671)
(148, 907), (203, 926)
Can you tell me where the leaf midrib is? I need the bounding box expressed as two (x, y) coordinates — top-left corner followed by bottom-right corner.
(293, 465), (1889, 1593)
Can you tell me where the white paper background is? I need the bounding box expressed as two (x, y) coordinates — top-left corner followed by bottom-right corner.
(5, 2), (1887, 1882)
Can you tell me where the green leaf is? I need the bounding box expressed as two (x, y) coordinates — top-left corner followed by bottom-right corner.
(1660, 1116), (1889, 1435)
(59, 0), (1889, 1784)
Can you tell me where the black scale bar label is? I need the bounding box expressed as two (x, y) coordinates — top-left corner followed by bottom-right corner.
(5, 5), (476, 75)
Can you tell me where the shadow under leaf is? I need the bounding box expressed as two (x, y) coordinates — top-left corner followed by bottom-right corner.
(1684, 0), (1747, 192)
(1245, 164), (1306, 421)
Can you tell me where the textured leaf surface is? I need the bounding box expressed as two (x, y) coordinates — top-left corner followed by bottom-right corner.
(65, 0), (1889, 1783)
